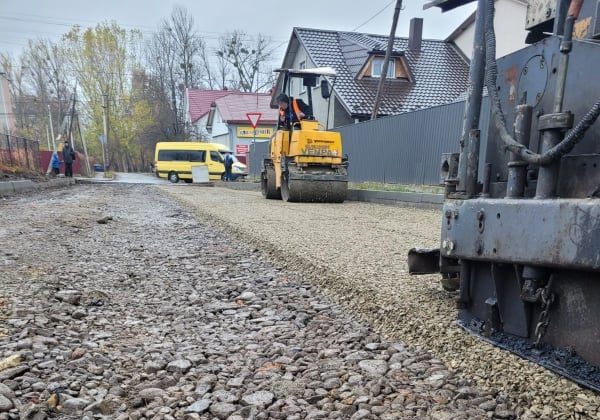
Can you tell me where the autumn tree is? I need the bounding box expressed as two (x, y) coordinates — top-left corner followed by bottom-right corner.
(216, 31), (275, 92)
(24, 39), (71, 137)
(146, 6), (205, 137)
(63, 22), (154, 171)
(1, 40), (72, 146)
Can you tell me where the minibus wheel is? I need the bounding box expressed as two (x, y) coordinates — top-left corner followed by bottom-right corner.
(168, 171), (179, 183)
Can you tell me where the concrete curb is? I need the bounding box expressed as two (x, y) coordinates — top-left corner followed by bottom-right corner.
(75, 175), (116, 184)
(218, 181), (443, 207)
(217, 181), (260, 192)
(0, 178), (76, 197)
(346, 189), (443, 208)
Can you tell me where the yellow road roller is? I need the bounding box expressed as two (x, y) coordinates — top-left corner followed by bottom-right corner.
(261, 67), (348, 203)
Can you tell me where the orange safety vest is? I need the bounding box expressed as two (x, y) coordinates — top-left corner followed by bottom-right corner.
(292, 98), (303, 119)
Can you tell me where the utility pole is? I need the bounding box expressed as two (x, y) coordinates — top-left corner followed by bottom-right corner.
(371, 0), (403, 120)
(45, 124), (51, 150)
(101, 93), (109, 170)
(48, 104), (56, 151)
(76, 114), (92, 176)
(46, 105), (57, 175)
(67, 86), (77, 152)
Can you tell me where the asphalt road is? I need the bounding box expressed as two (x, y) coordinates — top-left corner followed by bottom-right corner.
(85, 172), (169, 184)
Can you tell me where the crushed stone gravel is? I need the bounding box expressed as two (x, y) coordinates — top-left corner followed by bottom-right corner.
(163, 185), (600, 420)
(1, 184), (505, 419)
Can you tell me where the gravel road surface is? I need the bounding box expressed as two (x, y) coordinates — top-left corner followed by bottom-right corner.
(163, 185), (600, 420)
(1, 184), (503, 419)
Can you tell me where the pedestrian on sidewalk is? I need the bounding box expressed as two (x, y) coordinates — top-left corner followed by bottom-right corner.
(62, 141), (75, 178)
(224, 152), (234, 182)
(50, 151), (61, 176)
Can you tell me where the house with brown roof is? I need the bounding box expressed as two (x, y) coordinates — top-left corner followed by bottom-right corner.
(184, 88), (231, 140)
(274, 19), (470, 128)
(185, 89), (277, 157)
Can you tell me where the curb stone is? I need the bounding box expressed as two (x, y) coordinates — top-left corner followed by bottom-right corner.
(219, 181), (443, 208)
(0, 178), (75, 198)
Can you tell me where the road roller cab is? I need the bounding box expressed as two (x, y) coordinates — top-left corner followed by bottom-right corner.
(261, 67), (349, 202)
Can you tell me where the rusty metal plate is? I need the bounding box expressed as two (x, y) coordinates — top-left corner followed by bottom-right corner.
(526, 0), (557, 31)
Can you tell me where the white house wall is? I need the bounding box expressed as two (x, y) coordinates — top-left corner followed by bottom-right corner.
(211, 109), (229, 138)
(0, 75), (15, 134)
(212, 133), (231, 149)
(192, 115), (210, 141)
(287, 42), (347, 128)
(454, 0), (528, 59)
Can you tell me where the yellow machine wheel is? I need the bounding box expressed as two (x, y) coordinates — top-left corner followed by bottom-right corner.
(261, 166), (281, 199)
(281, 165), (348, 203)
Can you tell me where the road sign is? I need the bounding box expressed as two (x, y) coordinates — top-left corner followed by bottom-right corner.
(236, 126), (273, 138)
(98, 134), (106, 145)
(236, 144), (250, 155)
(246, 112), (262, 129)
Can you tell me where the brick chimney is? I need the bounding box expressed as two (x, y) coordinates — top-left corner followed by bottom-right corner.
(408, 18), (423, 51)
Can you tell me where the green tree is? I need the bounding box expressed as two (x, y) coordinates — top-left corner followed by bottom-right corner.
(63, 22), (151, 171)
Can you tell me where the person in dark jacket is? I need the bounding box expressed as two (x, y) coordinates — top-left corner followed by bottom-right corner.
(223, 152), (234, 182)
(62, 141), (75, 177)
(277, 93), (310, 129)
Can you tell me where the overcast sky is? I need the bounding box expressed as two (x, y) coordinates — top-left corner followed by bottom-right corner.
(1, 0), (475, 64)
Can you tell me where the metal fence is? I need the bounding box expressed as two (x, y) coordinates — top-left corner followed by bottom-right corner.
(0, 134), (41, 172)
(248, 98), (491, 185)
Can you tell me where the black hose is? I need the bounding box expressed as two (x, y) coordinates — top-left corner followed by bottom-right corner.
(544, 99), (600, 161)
(483, 0), (600, 166)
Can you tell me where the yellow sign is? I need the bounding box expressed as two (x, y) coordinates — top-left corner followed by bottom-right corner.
(237, 126), (273, 139)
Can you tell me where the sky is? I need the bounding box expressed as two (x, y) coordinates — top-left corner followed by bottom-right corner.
(0, 0), (476, 65)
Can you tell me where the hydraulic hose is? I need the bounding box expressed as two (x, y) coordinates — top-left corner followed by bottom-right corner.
(483, 0), (600, 166)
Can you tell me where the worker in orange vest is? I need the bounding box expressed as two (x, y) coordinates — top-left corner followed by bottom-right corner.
(277, 93), (310, 129)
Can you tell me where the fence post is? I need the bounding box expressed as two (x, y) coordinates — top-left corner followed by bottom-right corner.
(24, 138), (30, 169)
(6, 134), (12, 166)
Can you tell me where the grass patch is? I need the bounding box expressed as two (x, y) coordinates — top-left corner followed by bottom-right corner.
(0, 163), (44, 180)
(349, 182), (444, 194)
(103, 171), (115, 179)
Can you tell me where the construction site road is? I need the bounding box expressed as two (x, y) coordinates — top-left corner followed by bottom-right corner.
(0, 184), (597, 419)
(1, 184), (498, 420)
(163, 185), (600, 420)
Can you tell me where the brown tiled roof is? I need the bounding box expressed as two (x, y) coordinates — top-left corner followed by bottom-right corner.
(293, 27), (470, 117)
(187, 89), (232, 123)
(215, 92), (278, 125)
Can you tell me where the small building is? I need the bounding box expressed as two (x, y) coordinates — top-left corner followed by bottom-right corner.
(206, 92), (277, 160)
(185, 89), (231, 140)
(446, 0), (528, 59)
(274, 19), (470, 127)
(184, 89), (277, 162)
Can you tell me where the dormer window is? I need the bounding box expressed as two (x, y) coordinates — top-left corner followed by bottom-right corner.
(371, 57), (395, 78)
(357, 53), (411, 81)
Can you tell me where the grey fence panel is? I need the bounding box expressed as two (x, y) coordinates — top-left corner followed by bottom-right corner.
(248, 141), (270, 177)
(248, 98), (491, 186)
(336, 98), (491, 185)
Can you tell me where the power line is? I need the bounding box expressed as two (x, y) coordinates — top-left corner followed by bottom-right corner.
(352, 1), (396, 32)
(0, 15), (287, 43)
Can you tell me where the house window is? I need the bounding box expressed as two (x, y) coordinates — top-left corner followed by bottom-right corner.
(299, 60), (306, 94)
(371, 57), (395, 78)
